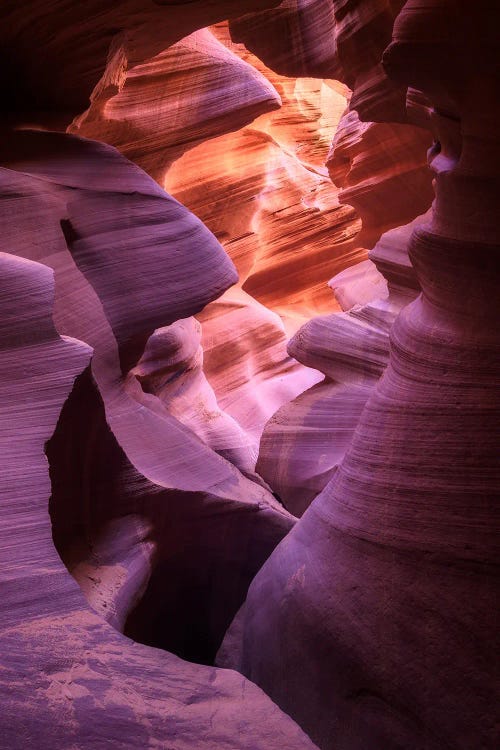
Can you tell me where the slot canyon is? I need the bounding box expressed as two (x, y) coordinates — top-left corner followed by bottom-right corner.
(0, 1), (498, 749)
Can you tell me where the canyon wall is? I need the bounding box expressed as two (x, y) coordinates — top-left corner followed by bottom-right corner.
(0, 2), (318, 748)
(220, 3), (500, 750)
(1, 1), (498, 750)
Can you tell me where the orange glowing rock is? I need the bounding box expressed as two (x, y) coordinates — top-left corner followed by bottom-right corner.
(70, 28), (282, 184)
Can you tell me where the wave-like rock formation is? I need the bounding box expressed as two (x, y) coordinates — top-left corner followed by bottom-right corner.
(221, 3), (500, 750)
(327, 110), (433, 250)
(64, 15), (359, 453)
(229, 0), (434, 268)
(0, 248), (318, 750)
(0, 127), (317, 748)
(197, 287), (323, 448)
(1, 1), (498, 749)
(1, 0), (283, 119)
(167, 22), (358, 324)
(130, 316), (259, 478)
(70, 27), (282, 184)
(230, 0), (338, 80)
(229, 0), (408, 122)
(3, 126), (295, 644)
(248, 0), (433, 517)
(164, 24), (360, 445)
(257, 212), (426, 515)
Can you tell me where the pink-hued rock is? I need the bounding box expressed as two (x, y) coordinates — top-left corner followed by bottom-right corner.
(328, 258), (388, 311)
(0, 256), (316, 750)
(66, 16), (356, 464)
(288, 305), (393, 384)
(0, 129), (296, 668)
(230, 0), (339, 79)
(255, 296), (395, 514)
(256, 380), (372, 516)
(369, 211), (429, 301)
(0, 252), (91, 624)
(247, 0), (433, 520)
(228, 0), (434, 270)
(162, 32), (358, 448)
(1, 10), (356, 715)
(131, 317), (260, 477)
(70, 28), (281, 183)
(198, 287), (323, 447)
(228, 0), (409, 122)
(221, 3), (500, 750)
(3, 2), (499, 749)
(327, 109), (433, 250)
(255, 206), (425, 516)
(165, 30), (356, 323)
(254, 207), (429, 516)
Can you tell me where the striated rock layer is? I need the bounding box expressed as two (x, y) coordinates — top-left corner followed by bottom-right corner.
(257, 212), (426, 516)
(65, 15), (362, 453)
(0, 130), (317, 749)
(0, 127), (296, 653)
(164, 24), (359, 445)
(166, 22), (358, 325)
(250, 0), (434, 514)
(0, 250), (317, 750)
(70, 27), (282, 184)
(229, 0), (409, 122)
(221, 2), (500, 749)
(1, 0), (283, 120)
(197, 287), (323, 449)
(2, 1), (498, 749)
(327, 110), (433, 250)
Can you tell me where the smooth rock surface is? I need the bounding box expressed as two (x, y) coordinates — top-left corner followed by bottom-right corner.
(70, 27), (282, 183)
(0, 256), (317, 750)
(222, 4), (500, 750)
(0, 130), (298, 681)
(2, 2), (498, 749)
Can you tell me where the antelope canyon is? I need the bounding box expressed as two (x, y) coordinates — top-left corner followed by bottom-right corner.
(0, 2), (498, 749)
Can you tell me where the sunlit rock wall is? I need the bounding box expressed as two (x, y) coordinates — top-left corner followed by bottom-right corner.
(1, 2), (497, 750)
(0, 2), (325, 749)
(221, 4), (500, 750)
(165, 22), (360, 442)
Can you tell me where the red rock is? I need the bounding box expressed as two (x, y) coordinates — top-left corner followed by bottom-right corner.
(165, 29), (356, 323)
(2, 2), (498, 749)
(0, 256), (314, 749)
(228, 0), (409, 122)
(198, 287), (322, 450)
(230, 0), (339, 79)
(327, 109), (434, 250)
(70, 28), (282, 183)
(1, 0), (283, 120)
(0, 133), (318, 749)
(131, 317), (260, 478)
(222, 4), (500, 750)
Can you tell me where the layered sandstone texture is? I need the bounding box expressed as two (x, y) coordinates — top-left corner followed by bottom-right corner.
(0, 249), (315, 750)
(221, 4), (500, 750)
(163, 24), (358, 446)
(67, 16), (361, 452)
(0, 127), (319, 750)
(1, 1), (498, 750)
(256, 212), (426, 515)
(0, 1), (324, 748)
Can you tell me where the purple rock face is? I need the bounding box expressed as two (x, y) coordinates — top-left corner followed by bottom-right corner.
(220, 3), (500, 750)
(1, 2), (498, 749)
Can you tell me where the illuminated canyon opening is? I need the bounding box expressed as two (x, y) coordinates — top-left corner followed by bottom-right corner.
(49, 22), (364, 667)
(1, 3), (498, 750)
